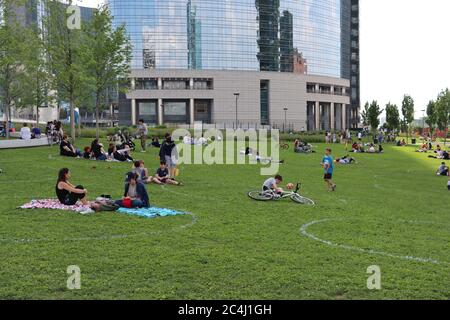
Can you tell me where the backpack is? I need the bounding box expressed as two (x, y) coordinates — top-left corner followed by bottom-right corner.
(95, 199), (119, 212)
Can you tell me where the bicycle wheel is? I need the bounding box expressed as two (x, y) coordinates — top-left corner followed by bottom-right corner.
(290, 194), (315, 206)
(248, 191), (273, 201)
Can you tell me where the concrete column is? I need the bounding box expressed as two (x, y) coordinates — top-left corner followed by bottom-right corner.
(190, 98), (195, 124)
(158, 99), (163, 126)
(158, 78), (162, 90)
(131, 99), (136, 125)
(189, 78), (194, 90)
(131, 78), (135, 90)
(315, 101), (320, 131)
(330, 103), (335, 130)
(343, 105), (347, 130)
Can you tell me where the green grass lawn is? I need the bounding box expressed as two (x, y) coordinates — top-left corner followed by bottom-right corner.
(0, 139), (449, 300)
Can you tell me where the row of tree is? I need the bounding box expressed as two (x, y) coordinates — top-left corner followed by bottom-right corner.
(361, 89), (450, 144)
(0, 0), (132, 140)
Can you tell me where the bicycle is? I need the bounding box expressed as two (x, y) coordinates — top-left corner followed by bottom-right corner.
(248, 182), (315, 205)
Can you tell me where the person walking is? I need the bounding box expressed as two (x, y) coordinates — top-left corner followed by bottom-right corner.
(136, 119), (148, 153)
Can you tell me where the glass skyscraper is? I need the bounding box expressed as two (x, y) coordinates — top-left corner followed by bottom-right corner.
(109, 0), (360, 129)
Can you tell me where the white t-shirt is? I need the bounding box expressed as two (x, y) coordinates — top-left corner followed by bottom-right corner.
(183, 136), (191, 144)
(20, 127), (31, 140)
(358, 132), (362, 139)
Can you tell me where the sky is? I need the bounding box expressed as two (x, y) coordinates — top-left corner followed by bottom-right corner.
(77, 0), (450, 118)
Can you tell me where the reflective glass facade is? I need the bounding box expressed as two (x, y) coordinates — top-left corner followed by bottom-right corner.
(109, 0), (349, 78)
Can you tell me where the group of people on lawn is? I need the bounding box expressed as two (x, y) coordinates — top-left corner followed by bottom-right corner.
(56, 131), (182, 211)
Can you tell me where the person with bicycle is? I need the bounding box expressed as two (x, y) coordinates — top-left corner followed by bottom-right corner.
(262, 175), (283, 196)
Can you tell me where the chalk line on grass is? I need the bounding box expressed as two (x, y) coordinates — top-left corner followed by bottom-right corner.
(0, 213), (197, 244)
(300, 218), (450, 266)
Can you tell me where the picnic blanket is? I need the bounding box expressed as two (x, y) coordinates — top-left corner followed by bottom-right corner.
(117, 207), (188, 219)
(20, 199), (188, 218)
(20, 199), (92, 213)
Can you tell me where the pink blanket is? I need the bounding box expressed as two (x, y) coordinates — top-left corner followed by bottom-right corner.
(20, 199), (91, 213)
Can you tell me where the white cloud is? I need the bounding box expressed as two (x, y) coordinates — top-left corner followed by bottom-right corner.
(360, 0), (450, 117)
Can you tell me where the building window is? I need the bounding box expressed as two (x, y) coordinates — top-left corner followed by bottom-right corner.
(260, 80), (270, 125)
(193, 78), (213, 90)
(138, 101), (157, 124)
(162, 79), (189, 90)
(135, 78), (157, 90)
(163, 101), (188, 123)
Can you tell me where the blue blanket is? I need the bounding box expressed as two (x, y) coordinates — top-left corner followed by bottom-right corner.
(117, 207), (188, 219)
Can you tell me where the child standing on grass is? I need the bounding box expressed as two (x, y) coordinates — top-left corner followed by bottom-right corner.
(321, 148), (336, 192)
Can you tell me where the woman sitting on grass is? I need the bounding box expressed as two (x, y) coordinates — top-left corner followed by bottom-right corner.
(60, 135), (82, 158)
(108, 143), (133, 162)
(115, 172), (150, 208)
(91, 139), (107, 161)
(56, 168), (97, 209)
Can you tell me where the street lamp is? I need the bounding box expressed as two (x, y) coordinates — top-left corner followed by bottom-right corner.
(234, 92), (240, 129)
(283, 107), (288, 132)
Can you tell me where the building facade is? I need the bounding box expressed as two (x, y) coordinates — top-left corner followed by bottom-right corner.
(109, 0), (360, 130)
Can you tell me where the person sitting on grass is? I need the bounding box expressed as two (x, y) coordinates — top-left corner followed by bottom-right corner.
(152, 161), (183, 186)
(91, 139), (107, 161)
(262, 175), (283, 196)
(56, 168), (98, 210)
(60, 135), (82, 157)
(150, 137), (161, 148)
(83, 147), (92, 160)
(115, 172), (150, 208)
(447, 177), (450, 191)
(132, 160), (153, 184)
(416, 143), (428, 153)
(436, 162), (449, 176)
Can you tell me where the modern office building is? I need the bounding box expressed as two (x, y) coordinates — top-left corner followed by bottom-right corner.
(108, 0), (360, 130)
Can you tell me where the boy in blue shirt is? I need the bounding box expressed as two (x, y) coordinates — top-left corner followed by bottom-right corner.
(322, 148), (336, 191)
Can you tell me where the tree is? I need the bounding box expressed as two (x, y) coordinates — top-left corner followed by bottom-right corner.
(83, 5), (131, 139)
(426, 100), (438, 139)
(361, 102), (370, 127)
(44, 0), (90, 142)
(401, 95), (415, 144)
(385, 103), (400, 134)
(367, 100), (383, 137)
(21, 13), (54, 127)
(0, 0), (31, 138)
(435, 88), (450, 146)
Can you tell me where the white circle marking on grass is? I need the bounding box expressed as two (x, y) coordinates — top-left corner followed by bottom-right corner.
(0, 213), (197, 244)
(300, 218), (450, 266)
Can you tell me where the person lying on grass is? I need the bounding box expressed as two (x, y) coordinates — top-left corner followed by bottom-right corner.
(108, 143), (133, 162)
(56, 168), (100, 211)
(334, 155), (356, 165)
(436, 162), (449, 176)
(152, 161), (183, 186)
(132, 160), (153, 184)
(115, 172), (150, 208)
(262, 175), (283, 196)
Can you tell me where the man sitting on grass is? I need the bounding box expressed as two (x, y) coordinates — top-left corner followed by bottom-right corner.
(262, 175), (283, 196)
(152, 161), (183, 186)
(436, 162), (449, 176)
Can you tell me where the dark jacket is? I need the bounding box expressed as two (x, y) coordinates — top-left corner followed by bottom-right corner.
(124, 182), (150, 208)
(159, 140), (177, 160)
